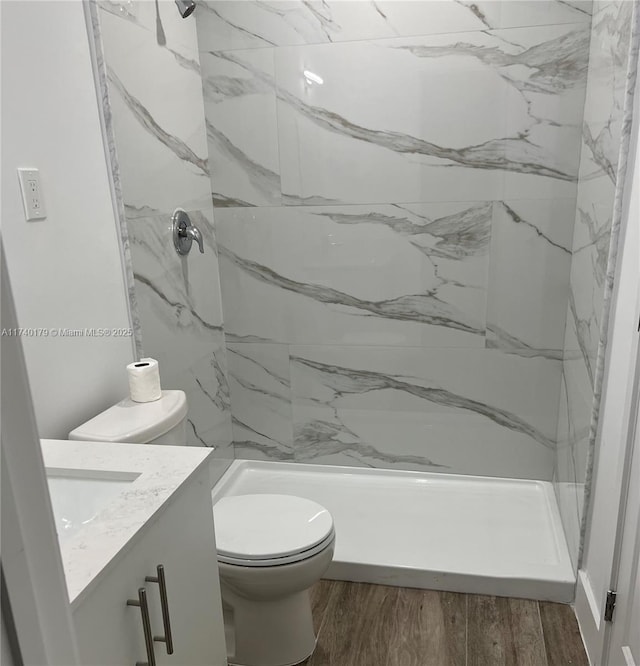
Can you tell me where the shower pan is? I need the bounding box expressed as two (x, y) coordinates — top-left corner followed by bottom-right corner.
(212, 460), (575, 601)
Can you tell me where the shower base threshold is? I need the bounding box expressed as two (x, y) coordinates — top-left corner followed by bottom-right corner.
(211, 460), (575, 602)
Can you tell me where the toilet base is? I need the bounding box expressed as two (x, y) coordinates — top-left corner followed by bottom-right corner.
(223, 587), (316, 666)
(218, 544), (334, 666)
(228, 653), (315, 666)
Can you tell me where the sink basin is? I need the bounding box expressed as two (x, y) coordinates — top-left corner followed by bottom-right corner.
(46, 470), (138, 542)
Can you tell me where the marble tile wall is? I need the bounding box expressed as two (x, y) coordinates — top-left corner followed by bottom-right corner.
(94, 0), (233, 454)
(197, 0), (594, 478)
(554, 0), (638, 567)
(92, 0), (638, 571)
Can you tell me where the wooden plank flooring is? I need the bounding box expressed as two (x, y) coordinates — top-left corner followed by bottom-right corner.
(304, 581), (588, 666)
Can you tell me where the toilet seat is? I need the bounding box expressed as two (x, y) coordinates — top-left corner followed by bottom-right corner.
(218, 530), (335, 567)
(213, 494), (335, 568)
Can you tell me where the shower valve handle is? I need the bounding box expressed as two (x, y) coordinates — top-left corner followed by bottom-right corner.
(182, 224), (204, 253)
(172, 208), (204, 255)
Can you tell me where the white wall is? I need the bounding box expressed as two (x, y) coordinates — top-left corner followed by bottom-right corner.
(1, 255), (81, 665)
(1, 0), (134, 438)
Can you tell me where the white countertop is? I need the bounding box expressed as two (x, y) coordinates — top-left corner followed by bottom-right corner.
(41, 439), (213, 607)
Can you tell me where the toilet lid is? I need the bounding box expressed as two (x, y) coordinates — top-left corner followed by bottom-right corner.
(68, 390), (187, 443)
(213, 494), (334, 563)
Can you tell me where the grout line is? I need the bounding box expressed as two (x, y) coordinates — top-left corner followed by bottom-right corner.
(196, 20), (591, 53)
(211, 196), (578, 212)
(270, 45), (284, 208)
(382, 584), (397, 666)
(465, 593), (469, 666)
(535, 601), (551, 666)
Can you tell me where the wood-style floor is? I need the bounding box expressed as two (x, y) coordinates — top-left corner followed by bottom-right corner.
(303, 581), (588, 666)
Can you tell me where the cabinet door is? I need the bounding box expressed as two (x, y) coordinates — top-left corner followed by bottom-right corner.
(73, 467), (227, 666)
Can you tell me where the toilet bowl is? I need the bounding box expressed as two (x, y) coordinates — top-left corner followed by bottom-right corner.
(213, 494), (335, 666)
(70, 394), (336, 666)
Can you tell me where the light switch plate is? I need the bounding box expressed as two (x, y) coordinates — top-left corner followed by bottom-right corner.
(17, 168), (46, 221)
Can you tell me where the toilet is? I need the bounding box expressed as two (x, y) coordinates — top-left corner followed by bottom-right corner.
(69, 390), (336, 666)
(214, 494), (335, 666)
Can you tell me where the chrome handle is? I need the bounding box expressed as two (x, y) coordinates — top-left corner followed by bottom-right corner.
(127, 588), (156, 666)
(172, 208), (205, 255)
(145, 564), (174, 655)
(184, 225), (204, 254)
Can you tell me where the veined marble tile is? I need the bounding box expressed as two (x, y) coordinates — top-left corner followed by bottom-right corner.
(556, 244), (604, 563)
(99, 7), (211, 214)
(127, 208), (225, 329)
(580, 117), (626, 183)
(487, 199), (574, 356)
(582, 2), (634, 124)
(227, 343), (294, 460)
(216, 203), (491, 346)
(554, 358), (592, 566)
(274, 24), (589, 205)
(200, 48), (281, 206)
(126, 206), (230, 450)
(554, 476), (584, 570)
(98, 0), (201, 57)
(135, 275), (232, 450)
(180, 344), (234, 451)
(578, 2), (634, 183)
(290, 346), (561, 478)
(133, 267), (233, 449)
(565, 197), (612, 377)
(195, 1), (591, 52)
(476, 1), (592, 29)
(98, 2), (233, 452)
(571, 175), (616, 250)
(552, 0), (636, 568)
(559, 0), (632, 384)
(89, 2), (145, 355)
(556, 359), (592, 465)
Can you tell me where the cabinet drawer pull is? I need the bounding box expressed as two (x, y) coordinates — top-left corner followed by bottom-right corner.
(127, 587), (156, 666)
(145, 564), (174, 654)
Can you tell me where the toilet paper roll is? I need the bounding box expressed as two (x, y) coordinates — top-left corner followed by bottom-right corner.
(127, 357), (162, 403)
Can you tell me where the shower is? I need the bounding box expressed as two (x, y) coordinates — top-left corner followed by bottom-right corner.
(92, 0), (639, 609)
(175, 0), (195, 18)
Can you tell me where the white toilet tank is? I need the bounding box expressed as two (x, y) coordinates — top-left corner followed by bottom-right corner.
(69, 390), (188, 445)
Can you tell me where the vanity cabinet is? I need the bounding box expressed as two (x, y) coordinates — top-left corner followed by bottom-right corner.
(72, 466), (227, 666)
